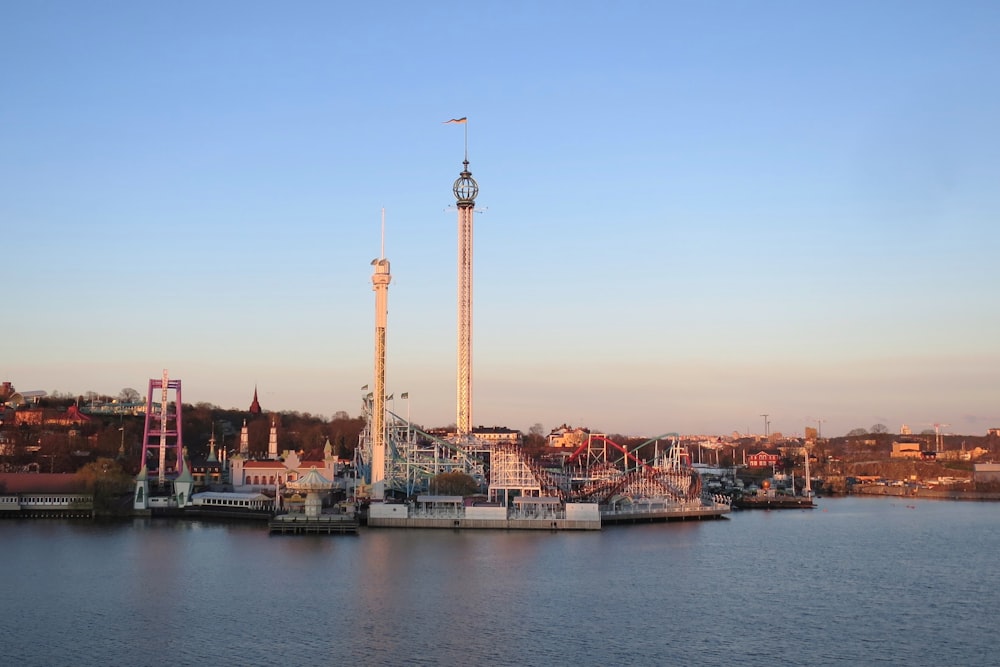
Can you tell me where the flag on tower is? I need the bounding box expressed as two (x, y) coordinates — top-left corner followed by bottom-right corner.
(361, 384), (369, 390)
(443, 117), (467, 124)
(386, 394), (394, 401)
(400, 392), (409, 399)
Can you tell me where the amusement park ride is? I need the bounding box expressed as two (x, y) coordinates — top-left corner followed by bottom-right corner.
(353, 398), (709, 512)
(129, 124), (727, 524)
(351, 121), (724, 519)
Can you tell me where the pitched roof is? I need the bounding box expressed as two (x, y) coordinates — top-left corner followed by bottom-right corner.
(243, 460), (287, 469)
(0, 473), (89, 494)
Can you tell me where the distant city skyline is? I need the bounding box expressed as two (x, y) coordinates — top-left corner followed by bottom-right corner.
(4, 2), (998, 439)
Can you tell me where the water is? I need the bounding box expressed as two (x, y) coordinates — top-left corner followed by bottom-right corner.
(2, 497), (999, 666)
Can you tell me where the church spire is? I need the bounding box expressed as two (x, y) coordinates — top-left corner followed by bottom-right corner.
(249, 386), (262, 414)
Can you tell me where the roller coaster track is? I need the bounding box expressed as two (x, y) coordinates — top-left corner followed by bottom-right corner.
(569, 464), (702, 505)
(488, 444), (567, 500)
(566, 434), (645, 467)
(357, 405), (486, 496)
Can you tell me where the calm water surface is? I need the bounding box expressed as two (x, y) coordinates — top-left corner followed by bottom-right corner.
(2, 497), (998, 666)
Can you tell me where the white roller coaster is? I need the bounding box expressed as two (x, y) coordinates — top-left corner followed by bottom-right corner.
(354, 394), (485, 499)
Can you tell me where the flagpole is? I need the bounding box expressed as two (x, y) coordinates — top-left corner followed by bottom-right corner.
(404, 393), (411, 447)
(443, 117), (469, 160)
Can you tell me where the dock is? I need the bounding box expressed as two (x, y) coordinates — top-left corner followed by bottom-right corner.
(268, 514), (359, 535)
(366, 497), (602, 530)
(732, 495), (815, 510)
(601, 505), (730, 524)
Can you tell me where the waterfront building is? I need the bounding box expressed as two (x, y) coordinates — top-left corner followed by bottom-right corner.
(746, 450), (781, 468)
(424, 425), (522, 447)
(471, 426), (522, 447)
(11, 405), (91, 427)
(973, 463), (1000, 483)
(892, 440), (925, 459)
(547, 425), (590, 449)
(0, 472), (94, 517)
(229, 443), (342, 491)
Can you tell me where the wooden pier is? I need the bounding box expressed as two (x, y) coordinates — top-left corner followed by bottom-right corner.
(268, 515), (359, 535)
(732, 495), (815, 510)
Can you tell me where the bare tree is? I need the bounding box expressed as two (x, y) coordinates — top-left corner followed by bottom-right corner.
(119, 388), (141, 403)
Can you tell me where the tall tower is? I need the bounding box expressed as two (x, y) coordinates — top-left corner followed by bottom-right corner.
(239, 419), (249, 456)
(268, 415), (279, 460)
(453, 158), (478, 437)
(370, 211), (392, 498)
(138, 369), (184, 486)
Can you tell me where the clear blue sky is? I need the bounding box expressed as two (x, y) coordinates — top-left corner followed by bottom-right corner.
(4, 1), (998, 438)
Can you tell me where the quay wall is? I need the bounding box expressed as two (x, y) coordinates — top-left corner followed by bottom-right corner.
(602, 506), (730, 523)
(367, 516), (601, 530)
(853, 486), (1000, 501)
(0, 509), (94, 519)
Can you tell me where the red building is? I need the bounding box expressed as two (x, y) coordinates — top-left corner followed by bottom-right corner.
(747, 450), (781, 468)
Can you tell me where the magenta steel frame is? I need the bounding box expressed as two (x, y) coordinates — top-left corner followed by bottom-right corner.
(139, 376), (184, 479)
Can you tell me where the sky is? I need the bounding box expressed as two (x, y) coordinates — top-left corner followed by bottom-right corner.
(3, 1), (999, 439)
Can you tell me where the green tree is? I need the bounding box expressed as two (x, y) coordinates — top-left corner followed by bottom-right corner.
(77, 457), (134, 514)
(430, 471), (479, 496)
(77, 457), (133, 492)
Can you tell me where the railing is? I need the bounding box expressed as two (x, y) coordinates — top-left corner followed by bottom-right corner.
(409, 506), (465, 519)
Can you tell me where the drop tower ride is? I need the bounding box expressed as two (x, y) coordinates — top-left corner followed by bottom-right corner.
(370, 211), (392, 498)
(451, 122), (479, 438)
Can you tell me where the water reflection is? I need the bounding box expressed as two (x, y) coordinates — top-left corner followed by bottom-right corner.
(2, 499), (999, 666)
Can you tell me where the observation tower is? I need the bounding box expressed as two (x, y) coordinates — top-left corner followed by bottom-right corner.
(451, 128), (478, 438)
(370, 211), (392, 499)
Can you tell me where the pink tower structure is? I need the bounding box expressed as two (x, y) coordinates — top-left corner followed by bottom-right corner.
(139, 369), (184, 486)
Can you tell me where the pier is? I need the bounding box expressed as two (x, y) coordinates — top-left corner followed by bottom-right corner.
(268, 514), (359, 535)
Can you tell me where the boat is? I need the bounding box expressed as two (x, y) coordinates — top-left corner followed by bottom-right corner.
(731, 490), (815, 510)
(185, 491), (275, 520)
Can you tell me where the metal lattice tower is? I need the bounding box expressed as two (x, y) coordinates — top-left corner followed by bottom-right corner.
(370, 212), (392, 499)
(139, 369), (183, 486)
(453, 159), (478, 437)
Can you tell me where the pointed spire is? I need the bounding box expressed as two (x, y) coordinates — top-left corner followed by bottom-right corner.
(249, 385), (262, 414)
(268, 415), (279, 460)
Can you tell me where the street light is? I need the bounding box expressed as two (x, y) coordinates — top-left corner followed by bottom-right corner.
(402, 392), (410, 446)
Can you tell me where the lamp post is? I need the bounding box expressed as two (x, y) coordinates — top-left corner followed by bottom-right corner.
(401, 392), (411, 495)
(402, 392), (410, 446)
